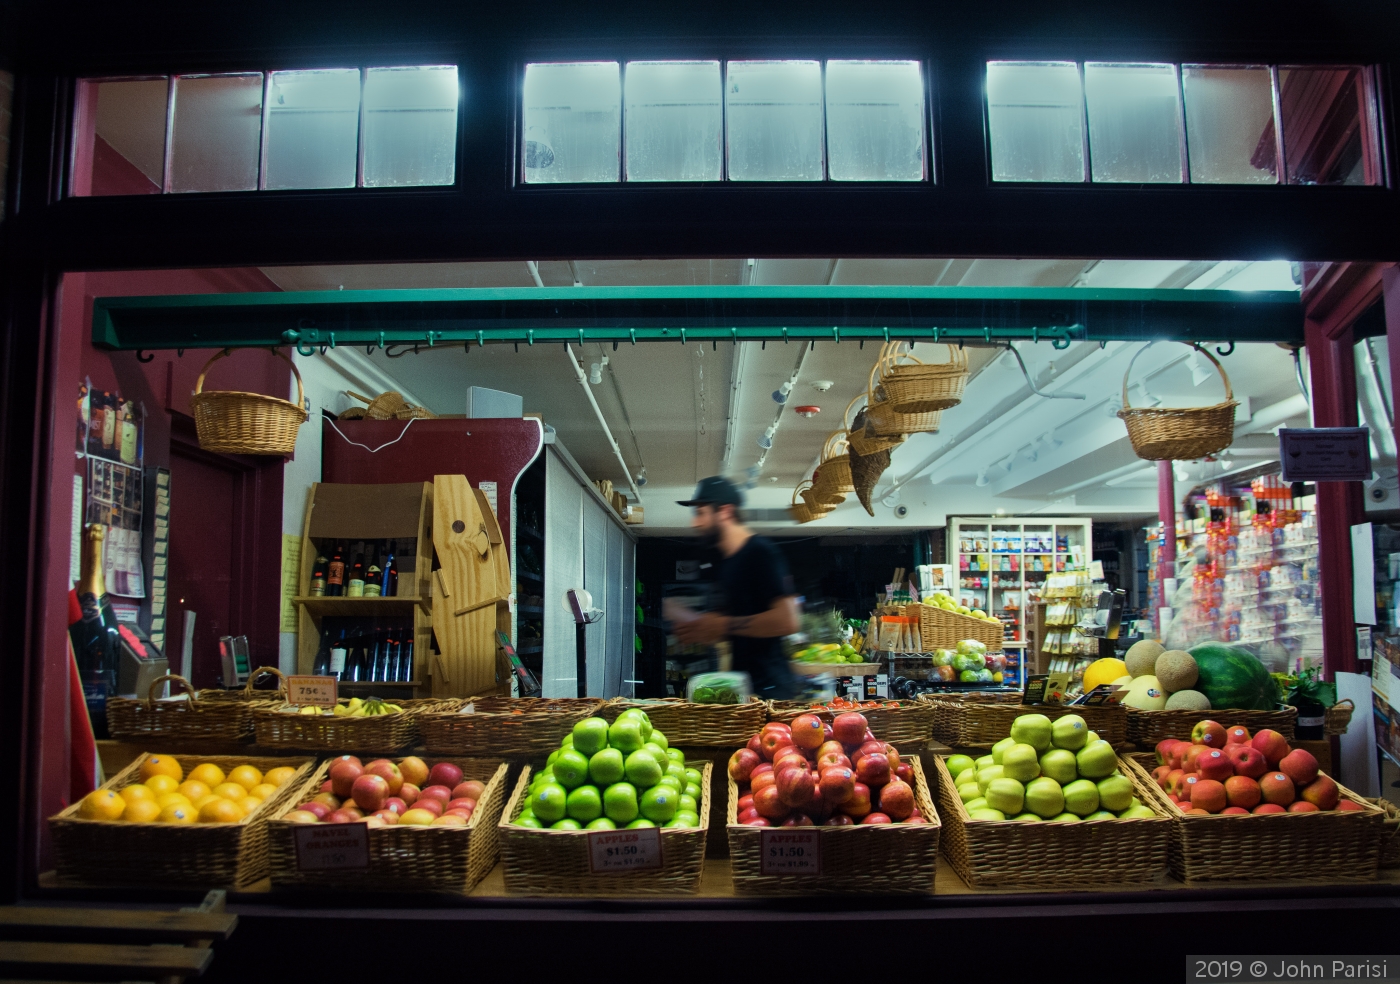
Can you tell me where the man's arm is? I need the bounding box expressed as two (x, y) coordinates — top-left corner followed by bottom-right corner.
(726, 595), (799, 638)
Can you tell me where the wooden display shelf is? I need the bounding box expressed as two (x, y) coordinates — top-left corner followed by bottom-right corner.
(292, 596), (427, 616)
(790, 661), (883, 676)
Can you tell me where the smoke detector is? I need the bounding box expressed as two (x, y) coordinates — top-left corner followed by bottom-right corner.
(810, 380), (834, 392)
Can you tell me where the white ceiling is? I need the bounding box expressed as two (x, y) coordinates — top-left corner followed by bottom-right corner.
(260, 258), (1304, 534)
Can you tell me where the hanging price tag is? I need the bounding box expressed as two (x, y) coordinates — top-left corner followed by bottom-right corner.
(293, 822), (370, 870)
(760, 829), (821, 875)
(287, 675), (337, 706)
(587, 827), (663, 873)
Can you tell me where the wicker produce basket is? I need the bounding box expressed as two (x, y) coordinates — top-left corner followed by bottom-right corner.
(1125, 705), (1298, 745)
(878, 342), (968, 414)
(790, 481), (832, 524)
(107, 674), (276, 744)
(198, 666), (288, 703)
(497, 762), (712, 896)
(921, 697), (1128, 749)
(727, 756), (940, 895)
(600, 697), (767, 747)
(1124, 753), (1384, 883)
(1324, 699), (1355, 737)
(811, 431), (854, 501)
(934, 754), (1170, 890)
(1367, 798), (1400, 869)
(190, 348), (307, 456)
(419, 697), (605, 757)
(49, 752), (314, 889)
(765, 699), (935, 749)
(253, 698), (450, 754)
(915, 603), (1003, 651)
(266, 757), (510, 894)
(865, 359), (942, 438)
(1117, 342), (1237, 461)
(844, 395), (903, 456)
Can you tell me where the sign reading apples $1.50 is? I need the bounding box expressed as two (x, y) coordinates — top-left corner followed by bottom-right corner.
(587, 827), (663, 873)
(760, 829), (821, 875)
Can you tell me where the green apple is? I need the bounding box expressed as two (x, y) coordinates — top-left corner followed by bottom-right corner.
(625, 749), (663, 788)
(571, 717), (610, 756)
(642, 742), (670, 772)
(1083, 810), (1117, 821)
(640, 784), (679, 823)
(678, 793), (698, 815)
(945, 754), (976, 780)
(1039, 748), (1079, 785)
(1086, 731), (1100, 744)
(565, 784), (603, 822)
(517, 809), (536, 824)
(530, 781), (568, 823)
(957, 783), (983, 804)
(964, 797), (988, 812)
(1001, 743), (1041, 782)
(967, 807), (1006, 821)
(684, 783), (702, 802)
(1129, 796), (1142, 808)
(657, 775), (683, 792)
(1075, 739), (1118, 779)
(1046, 812), (1081, 822)
(1010, 813), (1042, 822)
(1118, 804), (1156, 819)
(561, 734), (573, 748)
(531, 768), (555, 790)
(991, 736), (1017, 765)
(588, 747), (626, 786)
(625, 818), (656, 829)
(603, 782), (639, 824)
(1010, 713), (1053, 752)
(649, 729), (669, 751)
(585, 817), (617, 830)
(683, 768), (702, 787)
(976, 765), (1005, 794)
(514, 814), (544, 829)
(1050, 714), (1089, 751)
(546, 749), (560, 769)
(552, 749), (591, 790)
(665, 763), (687, 785)
(1097, 774), (1134, 812)
(1024, 777), (1065, 818)
(551, 818), (582, 830)
(608, 717), (645, 754)
(985, 777), (1025, 815)
(663, 817), (690, 828)
(974, 755), (995, 770)
(673, 810), (700, 827)
(666, 748), (685, 766)
(618, 708), (652, 742)
(1062, 778), (1100, 816)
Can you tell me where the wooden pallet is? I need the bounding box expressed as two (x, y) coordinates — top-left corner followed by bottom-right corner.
(0, 889), (235, 983)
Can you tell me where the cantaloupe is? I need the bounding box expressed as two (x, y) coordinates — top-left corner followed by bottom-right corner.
(1155, 650), (1199, 693)
(1124, 640), (1164, 678)
(1165, 689), (1211, 711)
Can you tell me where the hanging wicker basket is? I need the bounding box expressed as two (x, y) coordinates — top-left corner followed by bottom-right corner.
(865, 351), (943, 438)
(790, 481), (833, 524)
(811, 431), (855, 503)
(845, 395), (904, 456)
(1117, 342), (1238, 461)
(878, 342), (968, 414)
(190, 349), (307, 455)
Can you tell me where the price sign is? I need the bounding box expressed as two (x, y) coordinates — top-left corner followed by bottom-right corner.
(760, 829), (821, 876)
(293, 822), (370, 871)
(287, 675), (337, 706)
(587, 827), (663, 873)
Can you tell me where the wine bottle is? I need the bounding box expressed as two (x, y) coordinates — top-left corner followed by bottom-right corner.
(368, 629), (384, 681)
(381, 540), (398, 597)
(346, 551), (366, 598)
(328, 630), (348, 680)
(73, 524), (119, 697)
(312, 627), (333, 675)
(326, 542), (346, 597)
(309, 553), (329, 597)
(399, 637), (414, 683)
(364, 543), (382, 598)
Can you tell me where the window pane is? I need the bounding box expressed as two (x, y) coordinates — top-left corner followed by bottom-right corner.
(1084, 63), (1183, 183)
(825, 60), (926, 182)
(725, 60), (824, 181)
(169, 74), (262, 193)
(986, 62), (1084, 182)
(1182, 66), (1277, 184)
(623, 61), (721, 182)
(75, 78), (167, 196)
(1279, 66), (1379, 185)
(522, 62), (620, 184)
(264, 69), (360, 190)
(362, 65), (458, 188)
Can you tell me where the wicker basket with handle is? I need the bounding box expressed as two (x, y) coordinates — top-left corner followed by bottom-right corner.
(419, 697), (605, 757)
(601, 697), (768, 747)
(1124, 752), (1384, 883)
(49, 752), (315, 889)
(1117, 342), (1237, 461)
(1367, 797), (1400, 869)
(727, 756), (940, 895)
(1125, 705), (1298, 745)
(497, 762), (712, 896)
(267, 756), (510, 894)
(789, 481), (832, 524)
(810, 431), (854, 501)
(877, 341), (968, 414)
(935, 754), (1171, 890)
(252, 698), (452, 753)
(920, 696), (1128, 748)
(106, 674), (276, 743)
(864, 355), (942, 438)
(198, 665), (288, 703)
(1324, 699), (1355, 737)
(190, 348), (307, 455)
(844, 395), (904, 456)
(916, 602), (1003, 651)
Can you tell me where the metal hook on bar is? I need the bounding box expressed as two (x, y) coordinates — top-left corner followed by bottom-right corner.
(135, 350), (155, 363)
(983, 327), (991, 343)
(613, 340), (619, 351)
(712, 339), (717, 351)
(477, 330), (484, 347)
(680, 328), (687, 344)
(1216, 341), (1235, 357)
(578, 329), (585, 346)
(514, 342), (519, 353)
(176, 348), (184, 357)
(629, 329), (636, 345)
(782, 327), (789, 344)
(1032, 327), (1039, 344)
(319, 346), (328, 356)
(859, 339), (865, 349)
(1051, 336), (1071, 350)
(882, 328), (890, 343)
(527, 330), (534, 346)
(833, 326), (840, 343)
(296, 341), (316, 357)
(809, 340), (815, 351)
(731, 327), (738, 345)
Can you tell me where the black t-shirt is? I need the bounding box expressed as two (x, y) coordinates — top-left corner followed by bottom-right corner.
(714, 535), (800, 700)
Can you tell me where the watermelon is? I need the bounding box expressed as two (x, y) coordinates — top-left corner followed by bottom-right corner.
(1187, 643), (1280, 710)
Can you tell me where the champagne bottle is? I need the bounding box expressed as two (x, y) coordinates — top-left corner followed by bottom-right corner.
(326, 542), (345, 597)
(364, 543), (382, 598)
(312, 627), (333, 675)
(328, 630), (348, 680)
(382, 540), (398, 597)
(309, 554), (329, 597)
(346, 551), (366, 598)
(74, 524), (119, 696)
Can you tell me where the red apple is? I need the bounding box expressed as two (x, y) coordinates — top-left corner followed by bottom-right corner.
(894, 763), (913, 784)
(1225, 725), (1251, 745)
(751, 771), (777, 794)
(284, 810), (321, 823)
(1287, 800), (1320, 813)
(329, 754), (363, 770)
(904, 815), (928, 824)
(790, 713), (827, 750)
(1197, 749), (1234, 781)
(1230, 746), (1268, 780)
(1223, 775), (1261, 810)
(824, 813), (854, 826)
(751, 763), (773, 779)
(433, 814), (469, 827)
(878, 778), (915, 820)
(746, 733), (765, 757)
(1151, 765), (1171, 787)
(738, 807), (761, 824)
(319, 780), (334, 794)
(818, 766), (856, 805)
(1252, 803), (1286, 814)
(781, 813), (814, 826)
(1190, 778), (1227, 813)
(1299, 775), (1340, 810)
(822, 723), (835, 742)
(410, 797), (443, 817)
(882, 744), (901, 771)
(816, 740), (845, 762)
(728, 748), (761, 782)
(427, 762), (463, 790)
(1221, 807), (1249, 815)
(759, 726), (795, 761)
(1186, 808), (1211, 815)
(1155, 738), (1183, 765)
(1278, 748), (1319, 786)
(453, 780), (485, 801)
(396, 756), (429, 787)
(325, 809), (359, 824)
(773, 748), (810, 774)
(351, 773), (390, 812)
(1259, 772), (1296, 806)
(753, 784), (788, 819)
(1337, 799), (1367, 812)
(1181, 775), (1201, 799)
(446, 798), (477, 814)
(419, 785), (453, 804)
(370, 809), (399, 824)
(1181, 745), (1208, 773)
(817, 750), (852, 771)
(364, 759), (404, 795)
(860, 812), (892, 824)
(855, 752), (890, 787)
(1165, 769), (1186, 796)
(838, 781), (872, 817)
(745, 816), (772, 827)
(312, 792), (341, 811)
(297, 801), (331, 820)
(1191, 719), (1227, 747)
(737, 793), (755, 814)
(1250, 729), (1291, 767)
(832, 712), (869, 747)
(776, 766), (818, 808)
(383, 797), (407, 815)
(329, 760), (363, 798)
(399, 783), (420, 805)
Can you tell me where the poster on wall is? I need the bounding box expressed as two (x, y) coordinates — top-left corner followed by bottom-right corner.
(1372, 636), (1400, 767)
(78, 380), (147, 598)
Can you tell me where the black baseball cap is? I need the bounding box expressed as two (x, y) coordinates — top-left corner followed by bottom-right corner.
(677, 476), (745, 509)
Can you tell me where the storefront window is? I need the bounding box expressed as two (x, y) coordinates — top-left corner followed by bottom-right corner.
(623, 61), (723, 183)
(263, 69), (361, 191)
(724, 60), (825, 182)
(521, 62), (621, 184)
(985, 61), (1086, 183)
(73, 77), (169, 196)
(824, 60), (926, 182)
(1279, 66), (1382, 186)
(1083, 63), (1184, 183)
(360, 65), (460, 188)
(1181, 66), (1277, 184)
(169, 74), (264, 193)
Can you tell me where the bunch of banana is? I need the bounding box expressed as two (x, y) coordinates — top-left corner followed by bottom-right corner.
(328, 696), (403, 717)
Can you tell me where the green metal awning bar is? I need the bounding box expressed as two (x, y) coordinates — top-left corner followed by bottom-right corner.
(91, 285), (1303, 352)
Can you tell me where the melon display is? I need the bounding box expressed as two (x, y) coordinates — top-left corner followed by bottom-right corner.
(1187, 643), (1280, 711)
(1123, 674), (1168, 710)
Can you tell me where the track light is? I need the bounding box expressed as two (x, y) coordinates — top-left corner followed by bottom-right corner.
(976, 468), (990, 487)
(757, 425), (775, 450)
(772, 381), (793, 404)
(636, 467), (648, 487)
(1174, 465), (1190, 483)
(1001, 457), (1014, 473)
(588, 363), (603, 385)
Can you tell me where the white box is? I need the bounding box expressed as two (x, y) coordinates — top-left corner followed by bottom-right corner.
(465, 386), (523, 418)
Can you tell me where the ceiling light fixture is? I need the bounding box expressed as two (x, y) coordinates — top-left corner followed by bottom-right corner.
(975, 468), (990, 487)
(636, 467), (648, 487)
(772, 381), (793, 404)
(588, 363), (603, 385)
(757, 426), (775, 450)
(793, 405), (821, 418)
(1174, 465), (1190, 483)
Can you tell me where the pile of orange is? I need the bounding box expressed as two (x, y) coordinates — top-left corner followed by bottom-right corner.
(75, 755), (297, 824)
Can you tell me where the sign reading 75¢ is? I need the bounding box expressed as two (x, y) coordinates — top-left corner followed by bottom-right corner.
(287, 675), (337, 706)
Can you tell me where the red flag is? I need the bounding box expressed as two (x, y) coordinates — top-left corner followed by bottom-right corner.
(67, 588), (101, 802)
